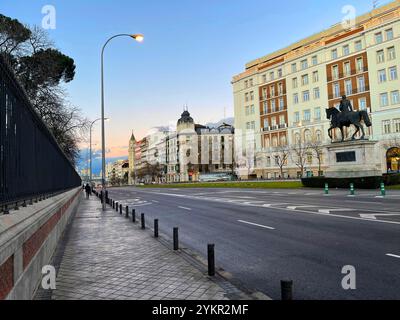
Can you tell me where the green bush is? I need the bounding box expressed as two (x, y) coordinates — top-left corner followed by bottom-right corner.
(383, 173), (400, 186)
(302, 176), (383, 189)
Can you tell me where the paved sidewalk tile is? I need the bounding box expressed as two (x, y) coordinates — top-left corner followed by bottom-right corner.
(35, 194), (245, 300)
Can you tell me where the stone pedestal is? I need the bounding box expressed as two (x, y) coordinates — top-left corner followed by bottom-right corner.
(325, 140), (382, 178)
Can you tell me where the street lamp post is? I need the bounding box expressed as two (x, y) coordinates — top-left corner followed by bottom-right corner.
(89, 118), (109, 184)
(100, 33), (144, 210)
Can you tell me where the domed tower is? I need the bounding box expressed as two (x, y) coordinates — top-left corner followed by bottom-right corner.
(177, 107), (195, 133)
(128, 132), (136, 185)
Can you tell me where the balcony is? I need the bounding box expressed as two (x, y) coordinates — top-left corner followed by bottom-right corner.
(328, 85), (370, 100)
(327, 67), (369, 82)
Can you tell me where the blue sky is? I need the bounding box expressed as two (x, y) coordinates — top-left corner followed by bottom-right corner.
(0, 0), (392, 159)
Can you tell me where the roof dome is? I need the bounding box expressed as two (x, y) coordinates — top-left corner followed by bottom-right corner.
(177, 110), (194, 125)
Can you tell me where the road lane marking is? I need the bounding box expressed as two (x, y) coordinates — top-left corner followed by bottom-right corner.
(238, 220), (275, 230)
(386, 254), (400, 259)
(360, 213), (400, 220)
(318, 208), (354, 214)
(147, 191), (400, 225)
(287, 205), (317, 210)
(178, 206), (192, 211)
(152, 200), (159, 203)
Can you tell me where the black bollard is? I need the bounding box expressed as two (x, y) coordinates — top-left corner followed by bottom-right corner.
(173, 227), (179, 251)
(154, 219), (159, 238)
(208, 244), (215, 276)
(119, 204), (122, 215)
(112, 200), (114, 209)
(4, 205), (9, 215)
(132, 209), (136, 223)
(125, 206), (129, 218)
(115, 202), (118, 212)
(281, 280), (293, 301)
(141, 213), (145, 229)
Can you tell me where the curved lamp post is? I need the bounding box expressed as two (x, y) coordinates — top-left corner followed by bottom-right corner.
(89, 117), (109, 183)
(100, 33), (144, 210)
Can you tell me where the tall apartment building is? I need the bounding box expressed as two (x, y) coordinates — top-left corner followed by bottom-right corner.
(232, 0), (400, 179)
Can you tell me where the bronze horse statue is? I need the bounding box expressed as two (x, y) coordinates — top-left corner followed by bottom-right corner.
(326, 108), (372, 142)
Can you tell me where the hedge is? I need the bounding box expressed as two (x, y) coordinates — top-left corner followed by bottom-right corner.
(301, 176), (383, 189)
(383, 173), (400, 186)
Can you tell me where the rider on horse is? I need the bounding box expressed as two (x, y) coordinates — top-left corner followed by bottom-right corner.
(339, 95), (353, 114)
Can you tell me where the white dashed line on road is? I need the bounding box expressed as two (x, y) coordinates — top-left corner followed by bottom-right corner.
(178, 206), (192, 211)
(386, 253), (400, 259)
(238, 220), (275, 230)
(318, 208), (354, 214)
(152, 200), (159, 203)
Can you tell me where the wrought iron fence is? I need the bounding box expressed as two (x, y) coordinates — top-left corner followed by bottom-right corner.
(0, 54), (81, 213)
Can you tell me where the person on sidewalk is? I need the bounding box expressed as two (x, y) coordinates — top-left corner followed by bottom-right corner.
(84, 183), (91, 199)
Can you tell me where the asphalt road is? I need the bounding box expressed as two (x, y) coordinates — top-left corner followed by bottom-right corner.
(107, 187), (400, 300)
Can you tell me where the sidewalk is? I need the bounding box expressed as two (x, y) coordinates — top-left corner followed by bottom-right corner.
(34, 193), (249, 300)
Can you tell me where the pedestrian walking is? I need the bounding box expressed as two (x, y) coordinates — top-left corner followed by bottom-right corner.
(85, 183), (91, 199)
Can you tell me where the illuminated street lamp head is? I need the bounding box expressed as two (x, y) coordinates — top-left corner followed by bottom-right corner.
(131, 34), (144, 42)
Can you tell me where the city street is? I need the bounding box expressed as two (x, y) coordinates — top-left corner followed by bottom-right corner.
(108, 186), (400, 300)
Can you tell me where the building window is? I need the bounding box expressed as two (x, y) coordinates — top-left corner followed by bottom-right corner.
(331, 49), (338, 60)
(301, 59), (308, 70)
(271, 100), (276, 112)
(386, 28), (394, 41)
(355, 40), (362, 51)
(344, 61), (351, 76)
(378, 69), (387, 83)
(244, 80), (248, 88)
(270, 72), (275, 81)
(245, 93), (249, 102)
(263, 102), (268, 114)
(332, 65), (339, 79)
(383, 120), (391, 134)
(312, 55), (318, 66)
(250, 91), (254, 101)
(292, 78), (298, 88)
(377, 50), (385, 63)
(263, 118), (269, 128)
(315, 107), (321, 120)
(293, 93), (299, 104)
(249, 79), (253, 87)
(245, 106), (250, 115)
(291, 63), (297, 73)
(278, 82), (283, 95)
(251, 121), (255, 130)
(388, 47), (396, 60)
(359, 97), (367, 110)
(303, 109), (311, 122)
(343, 45), (350, 56)
(345, 80), (352, 96)
(279, 115), (285, 125)
(391, 91), (400, 105)
(262, 88), (267, 100)
(302, 74), (309, 86)
(375, 32), (383, 44)
(246, 122), (250, 130)
(380, 93), (389, 107)
(313, 87), (320, 99)
(270, 86), (275, 97)
(357, 76), (365, 93)
(250, 105), (255, 114)
(394, 119), (400, 133)
(356, 57), (364, 72)
(389, 66), (398, 81)
(279, 98), (285, 110)
(294, 111), (300, 123)
(262, 74), (267, 83)
(313, 71), (319, 82)
(278, 68), (283, 78)
(303, 91), (310, 102)
(333, 82), (340, 98)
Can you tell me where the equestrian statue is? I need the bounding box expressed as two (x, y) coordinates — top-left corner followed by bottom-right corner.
(326, 95), (372, 142)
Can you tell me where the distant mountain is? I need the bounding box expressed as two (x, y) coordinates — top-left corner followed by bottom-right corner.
(204, 117), (234, 128)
